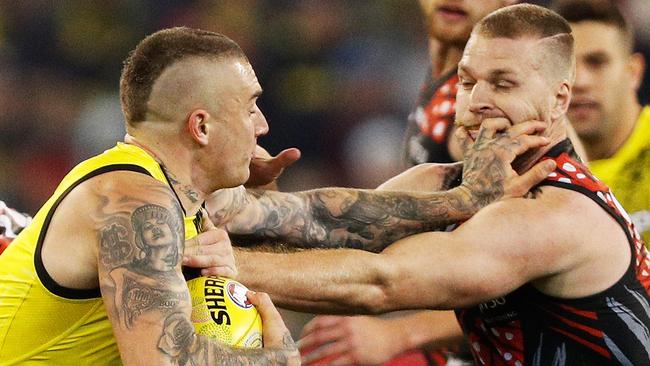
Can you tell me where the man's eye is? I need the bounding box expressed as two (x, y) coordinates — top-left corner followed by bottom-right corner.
(459, 80), (475, 89)
(495, 81), (514, 90)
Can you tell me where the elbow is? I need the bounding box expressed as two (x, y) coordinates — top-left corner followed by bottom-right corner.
(354, 258), (401, 315)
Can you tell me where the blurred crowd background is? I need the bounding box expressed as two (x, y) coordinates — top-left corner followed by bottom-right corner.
(0, 0), (648, 214)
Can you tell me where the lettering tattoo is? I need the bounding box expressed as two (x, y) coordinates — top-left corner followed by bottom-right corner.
(163, 166), (200, 203)
(281, 331), (297, 351)
(120, 274), (188, 328)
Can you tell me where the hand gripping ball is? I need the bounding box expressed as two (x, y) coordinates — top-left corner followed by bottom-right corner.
(187, 276), (263, 348)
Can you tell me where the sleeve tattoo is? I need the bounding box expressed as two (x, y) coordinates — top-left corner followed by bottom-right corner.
(212, 177), (473, 253)
(97, 187), (294, 365)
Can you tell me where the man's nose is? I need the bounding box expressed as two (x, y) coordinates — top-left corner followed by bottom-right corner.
(254, 108), (269, 137)
(468, 81), (494, 114)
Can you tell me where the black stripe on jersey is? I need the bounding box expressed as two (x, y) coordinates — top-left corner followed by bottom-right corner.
(34, 164), (152, 300)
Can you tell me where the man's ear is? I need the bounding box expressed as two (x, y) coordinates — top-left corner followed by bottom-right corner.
(187, 110), (210, 146)
(551, 81), (571, 120)
(628, 52), (646, 92)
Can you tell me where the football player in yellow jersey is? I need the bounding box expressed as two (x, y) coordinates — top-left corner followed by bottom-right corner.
(0, 26), (553, 365)
(552, 0), (650, 246)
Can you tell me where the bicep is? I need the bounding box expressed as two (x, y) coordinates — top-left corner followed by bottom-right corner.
(380, 200), (564, 309)
(94, 174), (193, 364)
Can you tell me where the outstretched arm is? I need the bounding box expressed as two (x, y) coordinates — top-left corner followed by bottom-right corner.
(94, 173), (298, 365)
(208, 120), (555, 252)
(234, 187), (613, 314)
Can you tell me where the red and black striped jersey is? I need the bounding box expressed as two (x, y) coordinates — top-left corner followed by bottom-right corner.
(456, 140), (650, 366)
(403, 68), (459, 166)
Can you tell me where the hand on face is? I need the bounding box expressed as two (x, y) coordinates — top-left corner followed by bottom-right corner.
(458, 118), (556, 208)
(245, 145), (301, 189)
(182, 208), (237, 278)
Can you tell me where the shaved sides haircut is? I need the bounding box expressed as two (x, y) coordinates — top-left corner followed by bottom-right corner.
(473, 4), (575, 83)
(120, 27), (247, 124)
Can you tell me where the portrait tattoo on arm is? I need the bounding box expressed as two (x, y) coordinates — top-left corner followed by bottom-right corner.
(98, 188), (296, 365)
(99, 200), (189, 329)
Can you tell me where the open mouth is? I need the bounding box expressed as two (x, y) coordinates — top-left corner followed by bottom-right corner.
(436, 4), (468, 21)
(467, 128), (479, 141)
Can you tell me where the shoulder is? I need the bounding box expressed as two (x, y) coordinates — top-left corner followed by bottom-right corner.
(469, 185), (629, 269)
(82, 170), (174, 201)
(463, 186), (612, 253)
(58, 170), (179, 233)
(473, 185), (619, 238)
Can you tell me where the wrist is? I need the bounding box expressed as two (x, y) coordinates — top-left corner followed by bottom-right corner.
(448, 185), (479, 221)
(385, 317), (418, 355)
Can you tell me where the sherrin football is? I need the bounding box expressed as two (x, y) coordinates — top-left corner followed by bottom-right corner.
(187, 276), (263, 348)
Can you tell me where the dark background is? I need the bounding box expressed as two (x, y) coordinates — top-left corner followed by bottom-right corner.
(0, 0), (647, 214)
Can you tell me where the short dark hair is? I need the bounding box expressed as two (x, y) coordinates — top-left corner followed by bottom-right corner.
(120, 27), (247, 124)
(473, 4), (574, 81)
(551, 0), (634, 53)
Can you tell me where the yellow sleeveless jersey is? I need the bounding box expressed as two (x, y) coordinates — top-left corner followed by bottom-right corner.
(589, 106), (650, 246)
(0, 143), (200, 365)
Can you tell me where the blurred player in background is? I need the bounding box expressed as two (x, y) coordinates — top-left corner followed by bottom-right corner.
(552, 0), (650, 245)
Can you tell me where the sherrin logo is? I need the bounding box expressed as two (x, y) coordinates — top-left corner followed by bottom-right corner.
(227, 281), (253, 309)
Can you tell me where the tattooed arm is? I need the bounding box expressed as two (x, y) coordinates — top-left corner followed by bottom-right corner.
(207, 120), (555, 252)
(93, 172), (298, 365)
(207, 184), (474, 253)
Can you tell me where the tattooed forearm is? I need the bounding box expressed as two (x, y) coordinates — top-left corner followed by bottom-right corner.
(158, 313), (296, 365)
(223, 187), (476, 253)
(208, 186), (254, 227)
